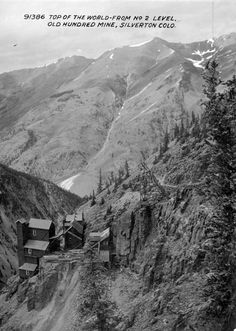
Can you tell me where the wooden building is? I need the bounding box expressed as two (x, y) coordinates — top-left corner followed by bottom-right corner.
(89, 228), (111, 262)
(64, 214), (85, 250)
(16, 218), (56, 279)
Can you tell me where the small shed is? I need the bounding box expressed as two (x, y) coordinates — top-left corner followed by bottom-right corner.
(19, 262), (38, 279)
(88, 228), (111, 262)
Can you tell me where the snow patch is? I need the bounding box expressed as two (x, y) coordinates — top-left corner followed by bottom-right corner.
(60, 173), (81, 191)
(192, 48), (216, 57)
(186, 47), (216, 69)
(129, 39), (152, 48)
(206, 54), (214, 60)
(185, 57), (204, 69)
(207, 38), (215, 47)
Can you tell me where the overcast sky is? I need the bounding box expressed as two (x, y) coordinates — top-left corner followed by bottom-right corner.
(0, 0), (235, 73)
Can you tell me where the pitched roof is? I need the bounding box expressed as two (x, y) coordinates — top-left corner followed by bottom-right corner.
(29, 218), (52, 230)
(16, 219), (28, 224)
(19, 263), (38, 272)
(89, 232), (101, 241)
(75, 211), (84, 221)
(72, 220), (84, 234)
(24, 240), (49, 251)
(89, 228), (110, 242)
(66, 214), (75, 223)
(100, 228), (110, 241)
(50, 230), (63, 240)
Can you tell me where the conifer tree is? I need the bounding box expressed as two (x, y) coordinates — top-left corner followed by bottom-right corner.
(90, 190), (96, 207)
(100, 197), (105, 205)
(174, 123), (180, 139)
(124, 160), (130, 178)
(179, 119), (185, 138)
(202, 60), (235, 317)
(97, 168), (103, 194)
(191, 111), (196, 125)
(163, 129), (169, 153)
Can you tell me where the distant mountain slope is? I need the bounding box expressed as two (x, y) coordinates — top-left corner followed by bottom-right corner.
(0, 33), (235, 195)
(0, 163), (82, 285)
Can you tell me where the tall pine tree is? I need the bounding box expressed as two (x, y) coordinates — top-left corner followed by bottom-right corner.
(97, 168), (103, 194)
(202, 60), (235, 319)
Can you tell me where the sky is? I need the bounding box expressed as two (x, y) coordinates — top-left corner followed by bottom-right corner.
(0, 0), (235, 73)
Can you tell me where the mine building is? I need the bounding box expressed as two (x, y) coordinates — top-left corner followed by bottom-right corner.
(17, 212), (86, 278)
(89, 228), (111, 262)
(17, 218), (57, 278)
(63, 213), (85, 250)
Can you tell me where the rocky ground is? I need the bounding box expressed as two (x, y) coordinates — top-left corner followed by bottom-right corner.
(1, 136), (235, 331)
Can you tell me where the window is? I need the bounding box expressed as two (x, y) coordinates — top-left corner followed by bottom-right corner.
(33, 229), (37, 237)
(26, 270), (30, 276)
(28, 248), (32, 255)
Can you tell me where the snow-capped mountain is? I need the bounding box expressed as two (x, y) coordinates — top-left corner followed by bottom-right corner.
(0, 33), (235, 195)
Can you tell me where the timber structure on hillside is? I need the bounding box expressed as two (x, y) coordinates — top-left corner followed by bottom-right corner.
(17, 211), (112, 279)
(16, 218), (58, 279)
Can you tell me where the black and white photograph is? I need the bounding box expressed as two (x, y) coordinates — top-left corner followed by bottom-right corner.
(0, 0), (235, 330)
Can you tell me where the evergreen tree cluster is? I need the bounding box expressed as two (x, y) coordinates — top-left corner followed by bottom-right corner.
(96, 161), (130, 196)
(201, 60), (236, 319)
(156, 112), (202, 162)
(89, 161), (130, 207)
(107, 160), (130, 192)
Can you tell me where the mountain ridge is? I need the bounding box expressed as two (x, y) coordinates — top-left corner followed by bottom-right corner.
(0, 33), (235, 196)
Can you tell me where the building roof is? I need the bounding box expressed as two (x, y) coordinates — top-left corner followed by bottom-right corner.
(89, 232), (101, 241)
(29, 218), (52, 230)
(19, 263), (38, 272)
(16, 218), (28, 224)
(75, 211), (84, 221)
(50, 230), (63, 240)
(66, 214), (75, 223)
(100, 228), (110, 241)
(89, 228), (110, 242)
(24, 240), (49, 251)
(72, 220), (84, 234)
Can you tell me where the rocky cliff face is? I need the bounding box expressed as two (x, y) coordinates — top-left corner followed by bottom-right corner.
(0, 135), (235, 331)
(0, 34), (236, 195)
(74, 135), (235, 331)
(0, 163), (82, 285)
